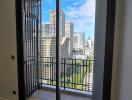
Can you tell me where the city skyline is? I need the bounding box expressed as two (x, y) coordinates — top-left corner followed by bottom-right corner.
(42, 0), (96, 39)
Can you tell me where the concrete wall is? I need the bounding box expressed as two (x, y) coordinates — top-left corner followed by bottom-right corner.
(0, 0), (19, 100)
(111, 0), (132, 100)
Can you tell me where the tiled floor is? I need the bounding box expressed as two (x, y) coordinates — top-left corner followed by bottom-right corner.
(27, 90), (92, 100)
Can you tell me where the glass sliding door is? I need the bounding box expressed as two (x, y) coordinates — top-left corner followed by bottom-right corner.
(21, 0), (95, 99)
(60, 0), (95, 99)
(41, 0), (61, 99)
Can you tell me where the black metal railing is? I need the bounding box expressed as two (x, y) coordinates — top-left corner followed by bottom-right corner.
(24, 57), (93, 97)
(40, 57), (93, 92)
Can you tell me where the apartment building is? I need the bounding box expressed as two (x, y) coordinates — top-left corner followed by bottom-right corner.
(65, 20), (74, 57)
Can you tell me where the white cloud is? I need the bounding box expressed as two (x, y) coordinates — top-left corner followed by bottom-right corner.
(65, 0), (96, 35)
(73, 0), (84, 6)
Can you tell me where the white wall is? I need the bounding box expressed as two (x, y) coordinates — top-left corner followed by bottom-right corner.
(0, 0), (19, 100)
(111, 0), (132, 100)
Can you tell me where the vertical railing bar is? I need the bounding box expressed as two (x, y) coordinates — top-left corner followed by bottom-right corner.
(67, 58), (68, 88)
(64, 58), (66, 89)
(25, 61), (27, 97)
(42, 58), (43, 84)
(23, 0), (27, 97)
(47, 58), (49, 84)
(32, 0), (34, 92)
(36, 0), (39, 89)
(80, 59), (82, 90)
(86, 60), (88, 91)
(34, 1), (37, 91)
(51, 57), (53, 85)
(27, 62), (29, 96)
(88, 60), (91, 92)
(25, 0), (28, 95)
(27, 0), (30, 95)
(44, 58), (46, 84)
(61, 58), (63, 87)
(75, 59), (76, 88)
(50, 57), (52, 85)
(33, 0), (36, 91)
(82, 60), (84, 90)
(30, 2), (33, 95)
(40, 0), (42, 89)
(70, 59), (71, 88)
(29, 0), (32, 94)
(31, 0), (34, 93)
(72, 59), (73, 88)
(84, 60), (86, 91)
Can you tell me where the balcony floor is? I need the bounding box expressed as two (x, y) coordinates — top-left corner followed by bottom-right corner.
(27, 90), (92, 100)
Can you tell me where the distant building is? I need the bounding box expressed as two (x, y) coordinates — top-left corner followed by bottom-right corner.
(85, 37), (94, 57)
(60, 37), (70, 58)
(43, 24), (55, 37)
(73, 32), (85, 54)
(41, 36), (69, 58)
(41, 36), (70, 80)
(50, 10), (65, 37)
(65, 20), (74, 57)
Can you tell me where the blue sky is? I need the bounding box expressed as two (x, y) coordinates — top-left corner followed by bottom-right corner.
(42, 0), (96, 39)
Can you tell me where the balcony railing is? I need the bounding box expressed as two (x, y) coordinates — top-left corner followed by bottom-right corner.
(24, 57), (93, 97)
(41, 57), (93, 92)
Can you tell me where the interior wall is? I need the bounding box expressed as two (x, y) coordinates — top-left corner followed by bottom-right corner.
(111, 0), (132, 100)
(111, 0), (124, 99)
(0, 0), (19, 100)
(118, 0), (132, 99)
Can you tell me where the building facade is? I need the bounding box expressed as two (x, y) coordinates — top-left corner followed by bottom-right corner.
(65, 20), (74, 57)
(41, 36), (70, 80)
(50, 10), (65, 37)
(73, 32), (85, 55)
(85, 37), (94, 57)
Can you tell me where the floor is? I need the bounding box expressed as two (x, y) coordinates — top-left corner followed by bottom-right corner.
(27, 90), (92, 100)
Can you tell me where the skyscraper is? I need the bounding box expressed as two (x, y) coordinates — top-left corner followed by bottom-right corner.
(73, 32), (85, 54)
(50, 10), (65, 37)
(65, 20), (74, 56)
(43, 24), (55, 37)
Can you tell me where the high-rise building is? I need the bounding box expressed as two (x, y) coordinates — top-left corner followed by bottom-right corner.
(65, 20), (74, 57)
(43, 24), (55, 37)
(41, 36), (69, 58)
(85, 37), (94, 57)
(50, 10), (65, 37)
(73, 32), (85, 54)
(41, 36), (70, 80)
(80, 32), (85, 49)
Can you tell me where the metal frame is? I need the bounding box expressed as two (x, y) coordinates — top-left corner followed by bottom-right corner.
(56, 0), (60, 99)
(15, 0), (25, 100)
(16, 0), (116, 100)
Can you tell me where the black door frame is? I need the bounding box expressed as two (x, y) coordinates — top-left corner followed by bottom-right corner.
(56, 0), (61, 100)
(16, 0), (25, 100)
(16, 0), (116, 100)
(103, 0), (116, 99)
